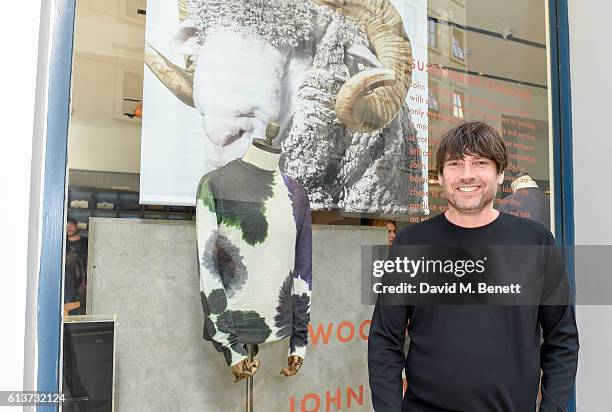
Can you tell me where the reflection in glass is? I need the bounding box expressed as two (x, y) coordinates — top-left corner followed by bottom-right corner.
(452, 90), (465, 119)
(428, 18), (438, 49)
(451, 28), (466, 61)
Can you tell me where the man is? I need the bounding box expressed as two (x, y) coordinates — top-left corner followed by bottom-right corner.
(386, 221), (397, 246)
(65, 217), (88, 313)
(368, 121), (579, 411)
(372, 220), (398, 246)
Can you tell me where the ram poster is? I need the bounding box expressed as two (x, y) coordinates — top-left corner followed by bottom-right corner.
(141, 0), (428, 215)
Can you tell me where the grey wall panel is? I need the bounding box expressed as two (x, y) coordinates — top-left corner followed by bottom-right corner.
(88, 218), (385, 411)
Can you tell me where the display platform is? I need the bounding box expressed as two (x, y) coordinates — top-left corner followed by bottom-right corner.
(87, 218), (385, 411)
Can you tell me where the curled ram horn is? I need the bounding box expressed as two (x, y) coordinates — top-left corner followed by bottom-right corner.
(144, 41), (195, 108)
(178, 0), (189, 21)
(313, 0), (413, 133)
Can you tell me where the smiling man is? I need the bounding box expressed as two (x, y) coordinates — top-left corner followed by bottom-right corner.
(368, 121), (579, 411)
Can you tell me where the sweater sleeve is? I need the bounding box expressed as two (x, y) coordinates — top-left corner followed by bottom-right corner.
(538, 232), (579, 412)
(196, 176), (248, 367)
(288, 186), (312, 359)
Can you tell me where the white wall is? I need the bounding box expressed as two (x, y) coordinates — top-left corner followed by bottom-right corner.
(68, 55), (142, 174)
(0, 0), (50, 397)
(68, 0), (144, 174)
(568, 0), (612, 410)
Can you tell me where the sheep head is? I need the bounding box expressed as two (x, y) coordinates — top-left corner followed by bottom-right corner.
(144, 0), (412, 167)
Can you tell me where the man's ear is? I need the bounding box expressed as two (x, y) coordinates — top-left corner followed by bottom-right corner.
(170, 20), (200, 56)
(437, 172), (444, 186)
(497, 171), (505, 185)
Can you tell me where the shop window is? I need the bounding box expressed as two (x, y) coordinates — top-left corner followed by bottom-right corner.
(60, 0), (557, 408)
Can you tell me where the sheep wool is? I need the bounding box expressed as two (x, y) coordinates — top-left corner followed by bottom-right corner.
(188, 0), (315, 47)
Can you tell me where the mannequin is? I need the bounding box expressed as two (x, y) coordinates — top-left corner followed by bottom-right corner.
(241, 125), (282, 171)
(196, 123), (311, 384)
(498, 171), (550, 227)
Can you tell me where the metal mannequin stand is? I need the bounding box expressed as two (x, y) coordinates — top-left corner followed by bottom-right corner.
(246, 344), (255, 412)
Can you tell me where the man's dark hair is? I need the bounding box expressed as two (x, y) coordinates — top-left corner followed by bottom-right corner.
(67, 217), (78, 226)
(435, 121), (508, 175)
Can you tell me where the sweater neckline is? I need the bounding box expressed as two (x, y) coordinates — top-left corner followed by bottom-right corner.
(440, 211), (505, 232)
(235, 159), (279, 176)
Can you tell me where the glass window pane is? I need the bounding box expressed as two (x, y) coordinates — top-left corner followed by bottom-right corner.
(428, 18), (438, 49)
(61, 0), (556, 409)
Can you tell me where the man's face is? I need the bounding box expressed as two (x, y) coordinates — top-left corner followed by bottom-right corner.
(66, 222), (77, 237)
(438, 154), (504, 215)
(386, 222), (396, 245)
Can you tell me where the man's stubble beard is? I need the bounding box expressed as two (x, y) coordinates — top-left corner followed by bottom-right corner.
(444, 183), (498, 215)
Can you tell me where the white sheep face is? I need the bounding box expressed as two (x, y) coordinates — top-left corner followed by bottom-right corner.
(189, 27), (288, 168)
